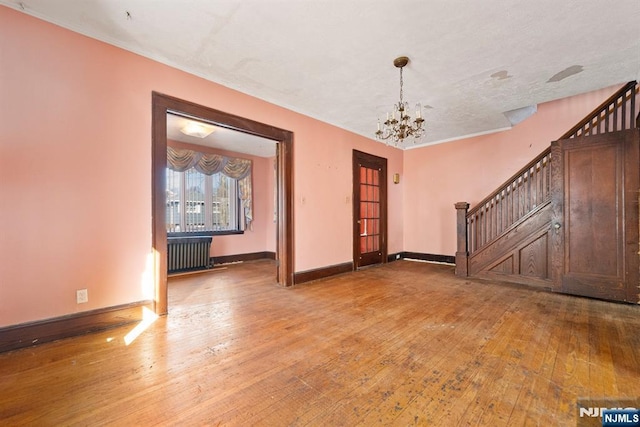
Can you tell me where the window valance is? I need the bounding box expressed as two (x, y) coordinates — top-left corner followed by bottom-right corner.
(167, 146), (253, 229)
(167, 146), (251, 179)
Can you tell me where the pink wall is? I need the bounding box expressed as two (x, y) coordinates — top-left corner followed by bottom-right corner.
(0, 7), (402, 326)
(167, 140), (276, 257)
(402, 85), (623, 257)
(293, 122), (404, 270)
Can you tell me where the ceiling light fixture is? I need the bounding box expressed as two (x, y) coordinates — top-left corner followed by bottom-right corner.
(180, 121), (215, 138)
(375, 56), (424, 145)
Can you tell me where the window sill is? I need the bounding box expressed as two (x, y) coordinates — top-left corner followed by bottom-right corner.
(168, 230), (244, 238)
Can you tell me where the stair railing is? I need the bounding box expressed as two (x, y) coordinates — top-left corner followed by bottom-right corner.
(560, 81), (638, 139)
(455, 81), (638, 277)
(455, 149), (551, 276)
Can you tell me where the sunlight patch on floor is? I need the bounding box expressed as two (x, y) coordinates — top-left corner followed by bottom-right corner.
(124, 307), (158, 345)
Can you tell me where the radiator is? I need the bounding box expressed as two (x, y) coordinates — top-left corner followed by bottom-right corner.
(167, 236), (213, 273)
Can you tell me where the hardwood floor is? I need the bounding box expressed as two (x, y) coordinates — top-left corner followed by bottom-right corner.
(1, 260), (639, 426)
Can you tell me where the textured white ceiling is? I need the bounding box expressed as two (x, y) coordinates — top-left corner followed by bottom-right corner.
(3, 0), (639, 150)
(167, 113), (276, 158)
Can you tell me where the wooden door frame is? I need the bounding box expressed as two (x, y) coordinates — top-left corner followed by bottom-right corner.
(352, 149), (388, 269)
(152, 92), (294, 315)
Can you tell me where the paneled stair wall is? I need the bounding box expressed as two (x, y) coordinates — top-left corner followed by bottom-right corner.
(455, 81), (639, 289)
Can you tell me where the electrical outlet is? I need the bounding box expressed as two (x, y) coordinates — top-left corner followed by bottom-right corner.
(76, 289), (88, 304)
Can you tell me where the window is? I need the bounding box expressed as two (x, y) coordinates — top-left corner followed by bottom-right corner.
(166, 167), (239, 234)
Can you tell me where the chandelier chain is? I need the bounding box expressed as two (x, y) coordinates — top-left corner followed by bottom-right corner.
(399, 67), (403, 105)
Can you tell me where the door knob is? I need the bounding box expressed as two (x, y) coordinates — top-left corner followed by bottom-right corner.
(554, 223), (561, 229)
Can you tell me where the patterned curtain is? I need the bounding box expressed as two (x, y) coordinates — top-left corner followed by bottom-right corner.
(238, 175), (253, 230)
(167, 147), (253, 229)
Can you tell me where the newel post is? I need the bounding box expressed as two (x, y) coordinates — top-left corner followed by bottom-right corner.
(454, 202), (470, 277)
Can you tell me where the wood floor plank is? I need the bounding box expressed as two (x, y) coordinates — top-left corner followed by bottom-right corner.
(1, 260), (639, 426)
(460, 302), (537, 425)
(501, 291), (563, 426)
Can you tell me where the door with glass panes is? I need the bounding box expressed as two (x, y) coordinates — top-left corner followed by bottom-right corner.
(353, 150), (387, 268)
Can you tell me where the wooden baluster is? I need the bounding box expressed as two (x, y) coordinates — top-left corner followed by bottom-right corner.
(526, 168), (532, 212)
(485, 203), (490, 243)
(488, 202), (492, 242)
(539, 160), (544, 202)
(517, 177), (522, 220)
(455, 202), (470, 277)
(539, 161), (544, 203)
(622, 92), (627, 129)
(488, 201), (492, 242)
(498, 191), (503, 236)
(503, 189), (508, 232)
(469, 216), (474, 253)
(631, 86), (636, 127)
(494, 197), (498, 237)
(478, 204), (487, 247)
(509, 182), (515, 226)
(516, 178), (521, 220)
(506, 187), (510, 227)
(492, 199), (496, 240)
(485, 204), (489, 245)
(482, 204), (487, 246)
(494, 199), (497, 240)
(532, 164), (538, 208)
(518, 173), (527, 219)
(508, 182), (513, 226)
(544, 156), (550, 200)
(478, 210), (483, 248)
(539, 159), (544, 202)
(520, 171), (529, 217)
(482, 205), (486, 245)
(474, 216), (478, 254)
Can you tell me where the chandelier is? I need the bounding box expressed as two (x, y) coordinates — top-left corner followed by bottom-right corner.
(375, 56), (424, 145)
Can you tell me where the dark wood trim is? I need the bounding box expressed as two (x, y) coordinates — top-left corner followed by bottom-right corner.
(454, 202), (470, 277)
(473, 271), (552, 290)
(212, 251), (276, 265)
(294, 262), (354, 285)
(152, 92), (294, 315)
(302, 253), (455, 266)
(277, 130), (295, 287)
(549, 139), (564, 293)
(402, 252), (456, 264)
(0, 301), (153, 354)
(152, 96), (168, 314)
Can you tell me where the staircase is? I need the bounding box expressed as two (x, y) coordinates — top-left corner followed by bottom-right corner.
(455, 81), (639, 291)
